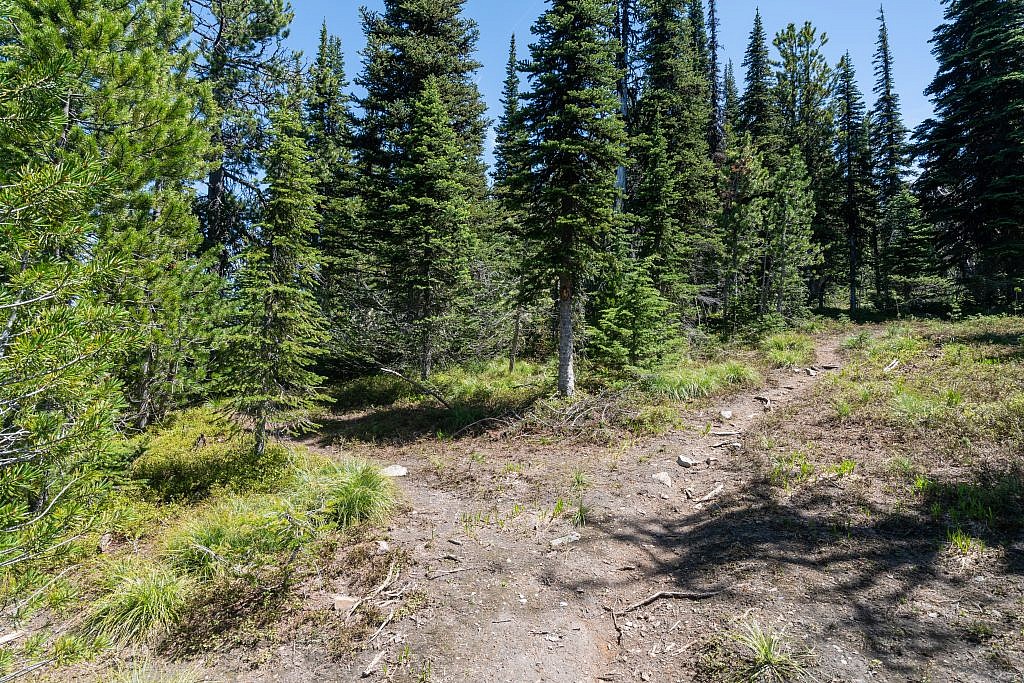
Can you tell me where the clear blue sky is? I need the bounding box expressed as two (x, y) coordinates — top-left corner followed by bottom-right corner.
(286, 1), (944, 161)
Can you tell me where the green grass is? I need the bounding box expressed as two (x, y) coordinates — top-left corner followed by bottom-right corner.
(762, 333), (815, 368)
(162, 495), (309, 580)
(769, 451), (815, 490)
(108, 659), (203, 683)
(947, 527), (985, 556)
(729, 620), (812, 682)
(81, 559), (192, 644)
(646, 360), (760, 401)
(130, 407), (289, 500)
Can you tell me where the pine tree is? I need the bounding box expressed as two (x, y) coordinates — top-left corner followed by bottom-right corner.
(189, 0), (294, 275)
(739, 10), (777, 144)
(835, 54), (874, 314)
(517, 0), (627, 397)
(915, 0), (1024, 305)
(0, 0), (133, 567)
(220, 107), (326, 457)
(884, 188), (948, 311)
(386, 79), (474, 379)
(773, 22), (840, 308)
(688, 0), (711, 84)
(34, 0), (220, 429)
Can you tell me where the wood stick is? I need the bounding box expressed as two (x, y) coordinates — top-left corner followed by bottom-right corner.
(616, 590), (722, 616)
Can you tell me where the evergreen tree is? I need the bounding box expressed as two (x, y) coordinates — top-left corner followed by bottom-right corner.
(385, 79), (474, 379)
(0, 0), (133, 567)
(739, 10), (777, 144)
(884, 188), (949, 311)
(724, 60), (741, 138)
(773, 22), (840, 307)
(835, 54), (874, 314)
(706, 0), (725, 160)
(34, 0), (220, 429)
(220, 107), (326, 457)
(189, 0), (295, 275)
(517, 0), (627, 397)
(870, 5), (911, 307)
(688, 0), (711, 85)
(915, 0), (1024, 305)
(630, 0), (718, 319)
(493, 35), (527, 196)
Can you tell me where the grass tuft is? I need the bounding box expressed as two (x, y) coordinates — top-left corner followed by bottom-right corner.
(729, 620), (812, 682)
(762, 333), (815, 368)
(81, 559), (191, 644)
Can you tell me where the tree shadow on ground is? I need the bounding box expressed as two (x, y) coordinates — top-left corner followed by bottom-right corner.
(312, 402), (530, 446)
(552, 468), (1024, 678)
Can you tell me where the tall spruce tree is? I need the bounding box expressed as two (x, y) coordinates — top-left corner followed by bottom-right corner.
(220, 107), (326, 457)
(870, 6), (911, 306)
(630, 0), (718, 319)
(0, 0), (133, 568)
(915, 0), (1024, 305)
(517, 0), (627, 396)
(724, 60), (741, 139)
(386, 79), (474, 379)
(493, 35), (527, 197)
(739, 10), (777, 145)
(706, 0), (725, 160)
(835, 54), (874, 314)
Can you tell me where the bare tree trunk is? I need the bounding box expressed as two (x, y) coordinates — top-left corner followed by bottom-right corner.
(557, 273), (575, 398)
(254, 408), (267, 459)
(508, 308), (523, 373)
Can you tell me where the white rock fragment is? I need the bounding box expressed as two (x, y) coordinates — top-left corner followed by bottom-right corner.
(381, 465), (408, 477)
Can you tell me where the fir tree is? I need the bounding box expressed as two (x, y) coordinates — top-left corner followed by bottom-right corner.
(386, 79), (474, 379)
(835, 54), (874, 314)
(517, 0), (627, 397)
(871, 6), (911, 207)
(915, 0), (1024, 305)
(884, 188), (948, 311)
(493, 35), (526, 196)
(220, 107), (326, 457)
(739, 10), (777, 144)
(706, 0), (725, 160)
(723, 60), (741, 139)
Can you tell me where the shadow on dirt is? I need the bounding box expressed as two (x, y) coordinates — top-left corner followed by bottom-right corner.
(552, 466), (1023, 678)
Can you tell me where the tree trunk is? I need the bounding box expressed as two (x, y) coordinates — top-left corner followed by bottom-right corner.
(508, 308), (523, 374)
(254, 409), (267, 459)
(557, 273), (575, 398)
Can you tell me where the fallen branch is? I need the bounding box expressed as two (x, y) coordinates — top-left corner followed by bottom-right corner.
(426, 566), (475, 580)
(379, 367), (452, 410)
(616, 590), (723, 616)
(697, 484), (725, 503)
(361, 650), (385, 678)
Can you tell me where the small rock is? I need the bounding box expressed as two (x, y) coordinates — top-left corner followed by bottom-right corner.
(676, 455), (697, 468)
(705, 456), (719, 466)
(652, 472), (673, 488)
(332, 594), (359, 612)
(807, 368), (818, 377)
(375, 540), (390, 554)
(550, 532), (582, 548)
(719, 410), (733, 420)
(381, 465), (408, 477)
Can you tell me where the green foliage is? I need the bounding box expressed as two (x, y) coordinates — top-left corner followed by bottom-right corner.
(82, 558), (192, 644)
(0, 2), (134, 577)
(109, 659), (203, 683)
(316, 461), (397, 529)
(646, 361), (760, 401)
(762, 333), (815, 368)
(219, 106), (327, 455)
(770, 450), (816, 490)
(728, 620), (812, 682)
(163, 495), (310, 580)
(129, 408), (289, 500)
(915, 0), (1024, 305)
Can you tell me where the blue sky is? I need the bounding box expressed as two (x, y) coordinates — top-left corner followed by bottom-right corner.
(286, 1), (944, 159)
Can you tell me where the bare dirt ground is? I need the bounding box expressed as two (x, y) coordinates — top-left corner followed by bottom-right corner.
(204, 333), (1023, 683)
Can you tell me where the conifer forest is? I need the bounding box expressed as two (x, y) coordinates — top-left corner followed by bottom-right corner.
(1, 0), (1023, 680)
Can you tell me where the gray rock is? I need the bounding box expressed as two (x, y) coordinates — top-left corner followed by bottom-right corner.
(720, 410), (734, 420)
(550, 532), (581, 548)
(332, 594), (359, 612)
(652, 471), (673, 488)
(676, 455), (697, 468)
(381, 465), (408, 477)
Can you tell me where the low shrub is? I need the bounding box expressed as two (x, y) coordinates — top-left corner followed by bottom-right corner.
(81, 559), (191, 644)
(290, 459), (396, 529)
(130, 408), (289, 500)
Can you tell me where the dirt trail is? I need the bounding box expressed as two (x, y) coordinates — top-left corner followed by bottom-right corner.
(284, 336), (851, 682)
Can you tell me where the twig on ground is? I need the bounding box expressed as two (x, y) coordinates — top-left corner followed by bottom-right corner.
(616, 590), (723, 616)
(426, 566), (475, 580)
